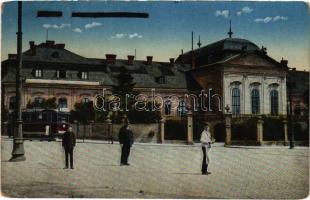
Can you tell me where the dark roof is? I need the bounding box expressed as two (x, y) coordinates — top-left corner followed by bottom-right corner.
(195, 37), (259, 53)
(23, 47), (101, 65)
(187, 50), (285, 73)
(176, 37), (261, 66)
(2, 41), (191, 89)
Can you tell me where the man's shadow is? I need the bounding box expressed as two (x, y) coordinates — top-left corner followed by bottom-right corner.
(173, 172), (203, 175)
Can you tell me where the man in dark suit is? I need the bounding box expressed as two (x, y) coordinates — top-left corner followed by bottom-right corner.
(119, 121), (134, 166)
(62, 125), (76, 169)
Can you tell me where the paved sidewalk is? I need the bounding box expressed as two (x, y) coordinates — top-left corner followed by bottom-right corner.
(1, 138), (309, 198)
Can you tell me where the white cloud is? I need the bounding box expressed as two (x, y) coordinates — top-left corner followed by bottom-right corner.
(72, 28), (82, 33)
(43, 23), (71, 29)
(242, 6), (253, 14)
(255, 16), (288, 23)
(129, 33), (143, 39)
(111, 33), (143, 39)
(43, 24), (51, 29)
(236, 6), (253, 16)
(273, 16), (288, 21)
(85, 22), (102, 29)
(215, 10), (229, 18)
(254, 17), (273, 23)
(111, 33), (127, 39)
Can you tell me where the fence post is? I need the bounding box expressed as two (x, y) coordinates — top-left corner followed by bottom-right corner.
(187, 111), (194, 144)
(89, 120), (94, 139)
(74, 120), (79, 138)
(225, 114), (232, 146)
(256, 116), (264, 145)
(83, 123), (86, 143)
(160, 117), (165, 143)
(283, 119), (288, 146)
(105, 115), (113, 144)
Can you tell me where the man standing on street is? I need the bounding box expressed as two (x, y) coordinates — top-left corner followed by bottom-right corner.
(200, 122), (212, 175)
(62, 125), (76, 169)
(119, 121), (134, 166)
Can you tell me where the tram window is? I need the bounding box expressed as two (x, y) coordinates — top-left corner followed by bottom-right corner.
(43, 112), (48, 122)
(38, 113), (43, 121)
(22, 112), (31, 122)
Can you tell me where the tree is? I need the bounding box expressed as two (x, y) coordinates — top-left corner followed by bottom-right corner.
(111, 67), (138, 122)
(111, 67), (161, 123)
(127, 101), (161, 123)
(26, 97), (57, 109)
(71, 101), (95, 124)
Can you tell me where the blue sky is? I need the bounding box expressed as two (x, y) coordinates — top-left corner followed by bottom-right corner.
(1, 1), (309, 70)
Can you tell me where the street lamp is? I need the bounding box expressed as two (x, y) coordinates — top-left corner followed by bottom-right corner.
(287, 67), (296, 149)
(10, 1), (25, 162)
(9, 4), (148, 158)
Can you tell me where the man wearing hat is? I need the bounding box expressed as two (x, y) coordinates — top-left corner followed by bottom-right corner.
(119, 120), (134, 166)
(62, 125), (76, 169)
(200, 122), (212, 175)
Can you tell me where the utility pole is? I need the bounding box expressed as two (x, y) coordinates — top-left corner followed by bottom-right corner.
(10, 1), (25, 162)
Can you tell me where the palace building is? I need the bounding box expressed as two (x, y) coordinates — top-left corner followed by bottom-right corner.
(2, 30), (308, 144)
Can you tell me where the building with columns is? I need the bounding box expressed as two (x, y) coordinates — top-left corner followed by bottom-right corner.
(176, 31), (290, 144)
(3, 31), (304, 145)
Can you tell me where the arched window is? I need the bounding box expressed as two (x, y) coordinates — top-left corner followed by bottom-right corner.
(58, 97), (68, 108)
(9, 96), (16, 110)
(251, 89), (260, 114)
(232, 88), (240, 114)
(164, 99), (171, 115)
(178, 99), (187, 116)
(270, 89), (278, 115)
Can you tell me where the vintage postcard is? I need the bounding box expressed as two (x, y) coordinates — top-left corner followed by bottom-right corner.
(1, 1), (309, 198)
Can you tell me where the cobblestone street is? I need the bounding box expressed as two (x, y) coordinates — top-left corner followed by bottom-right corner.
(1, 137), (309, 198)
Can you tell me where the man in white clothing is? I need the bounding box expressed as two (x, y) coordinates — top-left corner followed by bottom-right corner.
(200, 122), (212, 175)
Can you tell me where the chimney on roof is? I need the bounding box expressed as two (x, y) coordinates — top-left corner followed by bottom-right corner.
(46, 40), (55, 48)
(106, 54), (117, 65)
(8, 54), (17, 60)
(280, 58), (288, 68)
(146, 56), (153, 65)
(29, 41), (36, 55)
(55, 43), (65, 49)
(127, 55), (134, 65)
(169, 58), (175, 66)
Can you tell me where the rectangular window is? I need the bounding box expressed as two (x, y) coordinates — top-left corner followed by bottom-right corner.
(81, 71), (88, 80)
(56, 70), (67, 78)
(156, 76), (166, 84)
(35, 69), (42, 78)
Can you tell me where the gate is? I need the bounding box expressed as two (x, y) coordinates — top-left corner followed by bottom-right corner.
(164, 117), (187, 140)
